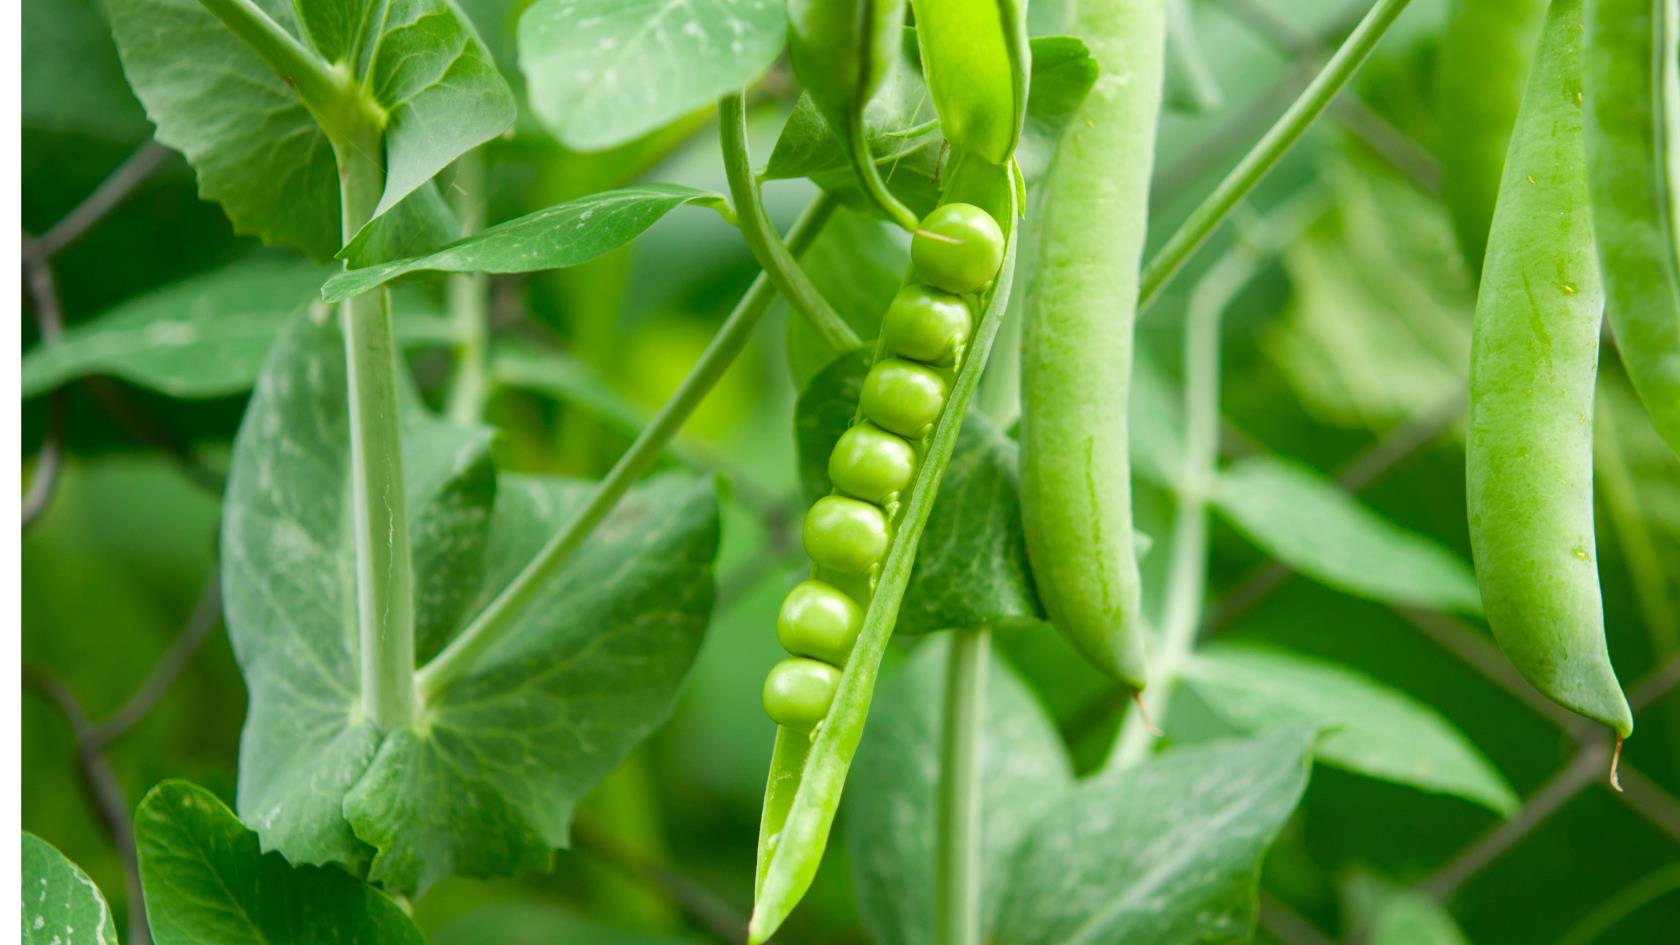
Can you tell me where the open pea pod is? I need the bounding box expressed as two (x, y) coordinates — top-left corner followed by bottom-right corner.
(750, 158), (1021, 944)
(911, 0), (1031, 164)
(1583, 0), (1680, 457)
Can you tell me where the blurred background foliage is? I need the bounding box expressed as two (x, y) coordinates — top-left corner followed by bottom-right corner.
(21, 0), (1680, 943)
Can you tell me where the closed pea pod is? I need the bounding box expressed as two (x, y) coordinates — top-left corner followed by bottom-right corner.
(1019, 0), (1163, 691)
(1467, 0), (1633, 740)
(1583, 0), (1680, 456)
(910, 0), (1029, 164)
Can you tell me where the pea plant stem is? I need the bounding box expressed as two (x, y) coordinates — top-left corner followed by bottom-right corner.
(718, 92), (861, 355)
(335, 116), (416, 731)
(445, 150), (490, 424)
(194, 0), (377, 138)
(1113, 248), (1250, 769)
(415, 195), (838, 703)
(1138, 0), (1413, 312)
(936, 627), (990, 945)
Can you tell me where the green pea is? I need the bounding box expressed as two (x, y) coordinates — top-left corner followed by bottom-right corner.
(881, 284), (971, 365)
(860, 359), (947, 438)
(1467, 0), (1632, 739)
(762, 657), (842, 728)
(911, 203), (1006, 294)
(776, 580), (863, 665)
(828, 424), (916, 503)
(803, 495), (890, 574)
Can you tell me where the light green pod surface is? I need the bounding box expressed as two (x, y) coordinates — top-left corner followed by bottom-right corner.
(910, 0), (1029, 164)
(1584, 0), (1680, 457)
(1467, 0), (1632, 738)
(1018, 0), (1162, 690)
(786, 0), (906, 122)
(1437, 0), (1548, 272)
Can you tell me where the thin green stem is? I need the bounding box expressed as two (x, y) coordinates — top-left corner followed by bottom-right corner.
(848, 107), (921, 232)
(718, 93), (861, 354)
(936, 628), (990, 945)
(1138, 0), (1412, 312)
(335, 116), (415, 731)
(416, 195), (839, 703)
(195, 0), (382, 140)
(445, 151), (490, 424)
(1111, 250), (1249, 768)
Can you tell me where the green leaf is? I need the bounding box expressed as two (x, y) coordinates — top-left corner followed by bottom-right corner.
(1366, 889), (1471, 945)
(21, 833), (119, 945)
(899, 415), (1042, 634)
(994, 729), (1316, 945)
(517, 0), (786, 151)
(1183, 644), (1519, 815)
(432, 901), (707, 945)
(106, 0), (510, 258)
(794, 349), (873, 505)
(343, 472), (719, 893)
(223, 310), (720, 894)
(323, 184), (727, 300)
(134, 781), (424, 945)
(224, 311), (496, 869)
(765, 35), (1097, 210)
(1213, 456), (1484, 614)
(22, 0), (148, 142)
(20, 259), (457, 400)
(846, 639), (1072, 945)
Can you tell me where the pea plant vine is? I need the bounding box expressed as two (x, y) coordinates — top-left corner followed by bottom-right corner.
(19, 0), (1680, 944)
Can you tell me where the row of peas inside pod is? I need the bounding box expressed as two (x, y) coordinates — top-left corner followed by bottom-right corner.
(763, 203), (1007, 728)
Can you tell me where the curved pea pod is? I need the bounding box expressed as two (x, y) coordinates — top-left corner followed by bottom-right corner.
(910, 0), (1030, 164)
(1436, 0), (1548, 272)
(1584, 0), (1680, 457)
(1467, 0), (1633, 739)
(1019, 0), (1163, 691)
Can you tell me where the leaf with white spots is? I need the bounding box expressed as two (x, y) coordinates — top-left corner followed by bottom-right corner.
(21, 833), (118, 945)
(323, 184), (727, 300)
(134, 781), (424, 945)
(994, 729), (1316, 945)
(222, 312), (721, 893)
(20, 259), (458, 399)
(518, 0), (786, 150)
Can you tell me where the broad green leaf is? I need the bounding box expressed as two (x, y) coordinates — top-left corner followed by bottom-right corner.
(846, 639), (1072, 945)
(134, 781), (424, 945)
(22, 0), (149, 142)
(1213, 456), (1484, 614)
(432, 902), (706, 945)
(518, 0), (786, 151)
(223, 313), (721, 893)
(344, 472), (718, 893)
(19, 259), (457, 399)
(1183, 644), (1519, 815)
(21, 833), (118, 945)
(223, 312), (497, 869)
(106, 0), (510, 258)
(794, 349), (873, 505)
(323, 184), (727, 300)
(765, 35), (1097, 211)
(994, 729), (1316, 945)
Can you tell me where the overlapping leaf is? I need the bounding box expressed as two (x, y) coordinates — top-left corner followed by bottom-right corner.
(135, 781), (424, 945)
(21, 833), (118, 945)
